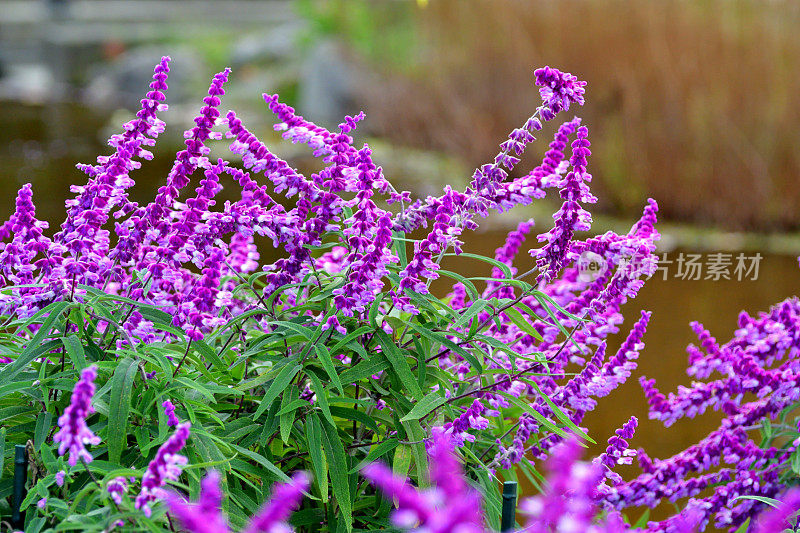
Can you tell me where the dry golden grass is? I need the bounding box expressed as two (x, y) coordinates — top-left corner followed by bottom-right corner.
(357, 0), (800, 231)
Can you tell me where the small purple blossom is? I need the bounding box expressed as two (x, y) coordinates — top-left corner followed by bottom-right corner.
(243, 472), (310, 533)
(162, 399), (179, 427)
(37, 498), (47, 510)
(531, 125), (596, 283)
(166, 470), (230, 533)
(55, 470), (66, 487)
(107, 476), (128, 505)
(53, 365), (101, 466)
(754, 488), (800, 533)
(595, 416), (638, 485)
(363, 432), (484, 532)
(533, 66), (587, 114)
(135, 422), (191, 517)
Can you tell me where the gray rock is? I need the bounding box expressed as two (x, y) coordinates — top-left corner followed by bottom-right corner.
(231, 23), (303, 67)
(298, 39), (359, 129)
(83, 46), (205, 110)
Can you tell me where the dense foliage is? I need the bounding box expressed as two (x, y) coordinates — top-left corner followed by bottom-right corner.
(0, 57), (799, 533)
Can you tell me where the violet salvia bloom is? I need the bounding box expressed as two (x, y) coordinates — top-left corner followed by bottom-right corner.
(595, 416), (638, 485)
(135, 422), (191, 517)
(754, 488), (800, 533)
(37, 498), (47, 510)
(394, 65), (583, 238)
(533, 66), (587, 114)
(242, 471), (310, 533)
(334, 145), (398, 316)
(520, 438), (630, 533)
(590, 310), (651, 397)
(0, 184), (60, 317)
(162, 400), (179, 427)
(107, 476), (128, 505)
(602, 296), (800, 530)
(53, 365), (101, 466)
(165, 470), (230, 533)
(569, 198), (660, 313)
(111, 67), (230, 267)
(394, 188), (463, 313)
(528, 117), (582, 188)
(532, 125), (596, 284)
(54, 56), (171, 287)
(435, 399), (489, 447)
(363, 432), (485, 533)
(55, 470), (66, 487)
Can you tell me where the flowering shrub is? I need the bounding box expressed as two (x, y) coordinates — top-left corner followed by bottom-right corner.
(599, 298), (800, 531)
(363, 433), (800, 533)
(0, 56), (794, 533)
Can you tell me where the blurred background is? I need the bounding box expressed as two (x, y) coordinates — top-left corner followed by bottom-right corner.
(2, 0), (800, 526)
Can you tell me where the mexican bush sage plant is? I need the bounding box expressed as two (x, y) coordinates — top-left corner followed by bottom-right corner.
(598, 297), (800, 531)
(3, 55), (784, 533)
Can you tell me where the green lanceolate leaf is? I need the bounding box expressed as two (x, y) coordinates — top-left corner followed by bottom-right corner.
(405, 321), (483, 372)
(501, 306), (544, 341)
(60, 335), (87, 371)
(0, 428), (5, 481)
(307, 372), (335, 426)
(319, 414), (352, 532)
(392, 231), (408, 267)
(349, 438), (399, 474)
(399, 391), (446, 422)
(452, 299), (488, 330)
(314, 344), (344, 395)
(307, 416), (328, 502)
(393, 443), (413, 482)
(107, 357), (139, 464)
(228, 443), (290, 483)
(252, 364), (302, 420)
(33, 412), (52, 449)
(279, 388), (299, 444)
(400, 419), (429, 484)
(273, 320), (316, 341)
(731, 495), (781, 508)
(339, 354), (390, 385)
(374, 330), (423, 400)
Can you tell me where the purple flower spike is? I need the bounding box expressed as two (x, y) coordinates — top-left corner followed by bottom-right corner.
(166, 470), (230, 533)
(55, 470), (66, 487)
(532, 125), (596, 283)
(533, 66), (587, 114)
(754, 488), (800, 533)
(520, 438), (607, 532)
(162, 400), (179, 427)
(107, 476), (128, 505)
(243, 471), (310, 533)
(135, 422), (191, 517)
(363, 432), (484, 532)
(595, 416), (638, 484)
(53, 365), (101, 466)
